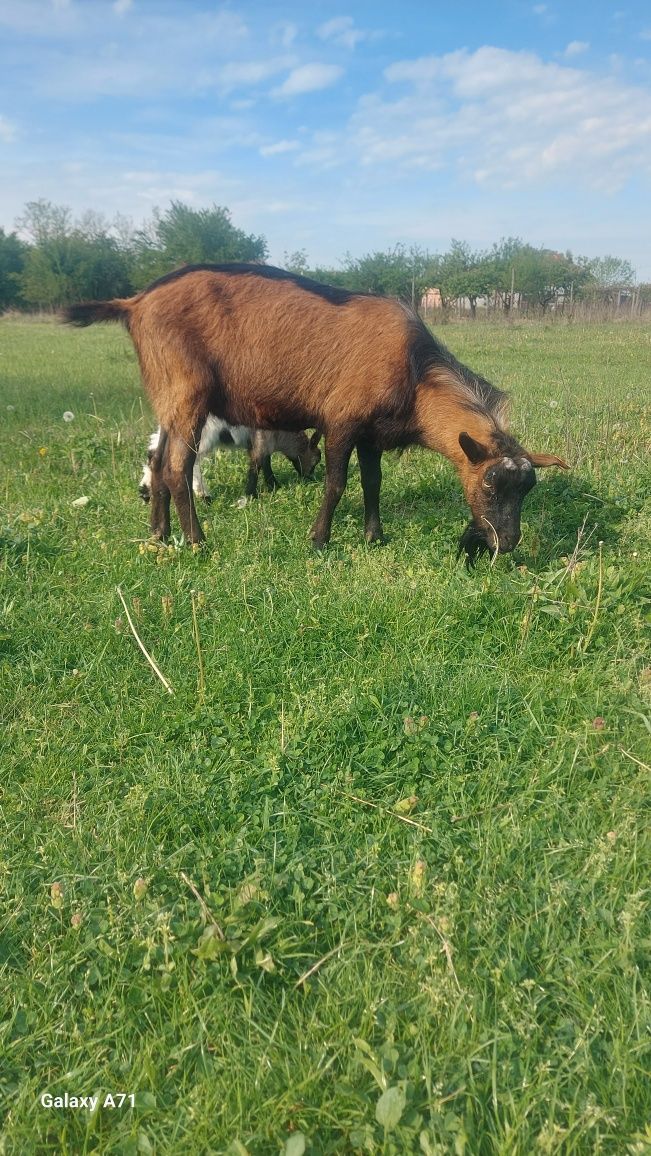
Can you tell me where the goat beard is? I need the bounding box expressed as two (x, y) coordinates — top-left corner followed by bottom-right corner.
(457, 522), (493, 569)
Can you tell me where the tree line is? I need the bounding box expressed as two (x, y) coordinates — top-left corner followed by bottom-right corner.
(0, 198), (647, 315)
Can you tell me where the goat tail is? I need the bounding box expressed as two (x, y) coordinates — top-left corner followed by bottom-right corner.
(63, 299), (133, 327)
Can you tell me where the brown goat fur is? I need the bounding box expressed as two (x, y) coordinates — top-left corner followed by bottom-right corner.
(65, 263), (568, 558)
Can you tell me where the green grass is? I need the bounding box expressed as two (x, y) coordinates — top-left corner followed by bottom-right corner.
(1, 315), (650, 1155)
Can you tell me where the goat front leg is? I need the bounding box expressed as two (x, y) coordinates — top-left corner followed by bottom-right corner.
(357, 441), (384, 543)
(163, 430), (205, 545)
(310, 430), (355, 548)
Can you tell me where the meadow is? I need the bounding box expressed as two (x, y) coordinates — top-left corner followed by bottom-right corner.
(0, 315), (649, 1155)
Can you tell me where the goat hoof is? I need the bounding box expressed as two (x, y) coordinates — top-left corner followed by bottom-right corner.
(310, 532), (329, 551)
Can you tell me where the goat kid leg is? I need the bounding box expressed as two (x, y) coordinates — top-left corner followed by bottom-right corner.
(310, 431), (355, 548)
(357, 442), (384, 543)
(192, 456), (212, 502)
(261, 455), (279, 491)
(244, 453), (261, 498)
(163, 431), (205, 545)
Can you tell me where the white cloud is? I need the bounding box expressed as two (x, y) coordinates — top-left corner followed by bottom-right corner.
(294, 132), (340, 169)
(120, 167), (241, 205)
(326, 47), (651, 192)
(317, 16), (366, 50)
(564, 40), (589, 56)
(272, 20), (298, 48)
(0, 4), (254, 98)
(215, 57), (293, 92)
(273, 63), (343, 97)
(0, 114), (16, 142)
(260, 139), (300, 157)
(0, 0), (77, 34)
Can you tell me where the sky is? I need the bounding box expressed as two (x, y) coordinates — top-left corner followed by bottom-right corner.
(1, 0), (651, 277)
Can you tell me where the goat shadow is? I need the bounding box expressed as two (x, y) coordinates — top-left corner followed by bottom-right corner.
(381, 465), (626, 568)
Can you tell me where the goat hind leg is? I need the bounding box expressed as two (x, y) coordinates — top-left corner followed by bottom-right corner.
(149, 428), (171, 540)
(164, 431), (205, 545)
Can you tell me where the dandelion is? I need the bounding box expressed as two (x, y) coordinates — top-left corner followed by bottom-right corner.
(133, 877), (148, 901)
(38, 446), (48, 457)
(410, 859), (426, 897)
(50, 882), (64, 909)
(63, 411), (75, 422)
(393, 795), (418, 815)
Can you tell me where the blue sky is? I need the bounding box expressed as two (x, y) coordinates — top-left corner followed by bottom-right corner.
(2, 0), (651, 276)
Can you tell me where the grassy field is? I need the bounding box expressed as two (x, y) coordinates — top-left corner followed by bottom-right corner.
(1, 315), (650, 1155)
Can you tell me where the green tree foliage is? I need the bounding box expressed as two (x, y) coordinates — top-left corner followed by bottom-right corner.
(130, 201), (267, 287)
(16, 200), (132, 309)
(0, 228), (27, 310)
(341, 244), (432, 305)
(485, 237), (592, 312)
(5, 196), (642, 316)
(283, 249), (310, 275)
(586, 255), (635, 289)
(435, 240), (496, 315)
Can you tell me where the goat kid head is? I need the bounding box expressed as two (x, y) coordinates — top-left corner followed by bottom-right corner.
(457, 431), (568, 565)
(288, 430), (322, 479)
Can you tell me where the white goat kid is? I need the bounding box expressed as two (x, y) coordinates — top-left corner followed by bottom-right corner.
(139, 417), (321, 503)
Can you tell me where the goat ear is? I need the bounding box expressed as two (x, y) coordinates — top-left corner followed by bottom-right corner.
(527, 452), (570, 469)
(310, 430), (322, 448)
(459, 431), (489, 465)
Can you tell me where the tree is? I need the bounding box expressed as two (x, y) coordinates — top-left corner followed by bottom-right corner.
(486, 238), (591, 312)
(130, 201), (267, 287)
(586, 255), (635, 290)
(16, 199), (132, 308)
(341, 244), (432, 305)
(0, 228), (27, 310)
(283, 249), (310, 275)
(436, 240), (495, 315)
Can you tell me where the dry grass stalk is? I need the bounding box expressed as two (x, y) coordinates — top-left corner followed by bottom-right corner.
(180, 871), (225, 939)
(340, 790), (433, 833)
(116, 585), (174, 694)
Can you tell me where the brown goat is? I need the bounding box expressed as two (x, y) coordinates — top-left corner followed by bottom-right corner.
(65, 263), (568, 561)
